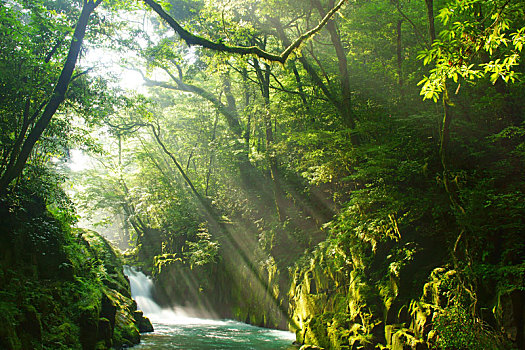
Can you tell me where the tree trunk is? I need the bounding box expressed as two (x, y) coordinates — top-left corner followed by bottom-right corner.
(142, 0), (347, 64)
(425, 0), (436, 44)
(396, 19), (404, 102)
(254, 60), (287, 221)
(205, 112), (219, 196)
(440, 86), (465, 215)
(272, 17), (348, 128)
(149, 124), (203, 203)
(241, 68), (252, 154)
(311, 0), (355, 129)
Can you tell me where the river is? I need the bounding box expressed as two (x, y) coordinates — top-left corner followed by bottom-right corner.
(124, 267), (298, 349)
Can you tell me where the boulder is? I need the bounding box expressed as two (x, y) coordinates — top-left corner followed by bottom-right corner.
(134, 310), (154, 333)
(79, 306), (99, 350)
(97, 318), (113, 348)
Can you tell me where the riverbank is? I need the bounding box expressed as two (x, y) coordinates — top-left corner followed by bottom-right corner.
(0, 193), (148, 349)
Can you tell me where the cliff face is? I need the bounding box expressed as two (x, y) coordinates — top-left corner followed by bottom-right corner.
(151, 226), (523, 350)
(149, 223), (523, 350)
(287, 242), (523, 350)
(0, 195), (149, 349)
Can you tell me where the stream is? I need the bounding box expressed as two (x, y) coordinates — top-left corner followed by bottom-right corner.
(124, 267), (298, 349)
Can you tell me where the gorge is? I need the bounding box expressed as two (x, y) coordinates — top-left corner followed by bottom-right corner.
(1, 0), (524, 349)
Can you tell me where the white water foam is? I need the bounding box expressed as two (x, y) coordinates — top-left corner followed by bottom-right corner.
(123, 266), (224, 325)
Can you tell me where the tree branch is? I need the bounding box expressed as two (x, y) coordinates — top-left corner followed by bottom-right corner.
(140, 67), (245, 138)
(394, 0), (427, 48)
(142, 0), (347, 64)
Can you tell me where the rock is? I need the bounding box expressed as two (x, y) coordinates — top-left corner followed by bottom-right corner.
(17, 305), (42, 349)
(349, 338), (375, 350)
(79, 306), (99, 350)
(371, 321), (384, 343)
(100, 294), (117, 331)
(409, 302), (434, 339)
(300, 345), (325, 350)
(494, 289), (525, 349)
(391, 329), (427, 350)
(426, 329), (437, 346)
(397, 305), (410, 324)
(134, 310), (154, 333)
(422, 268), (454, 307)
(97, 318), (113, 348)
(385, 324), (399, 347)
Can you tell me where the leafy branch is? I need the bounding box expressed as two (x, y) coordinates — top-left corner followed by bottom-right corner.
(142, 0), (348, 64)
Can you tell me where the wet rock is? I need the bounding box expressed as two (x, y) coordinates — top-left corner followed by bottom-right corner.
(134, 310), (154, 333)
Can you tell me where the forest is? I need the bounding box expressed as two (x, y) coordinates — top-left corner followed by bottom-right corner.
(0, 0), (524, 349)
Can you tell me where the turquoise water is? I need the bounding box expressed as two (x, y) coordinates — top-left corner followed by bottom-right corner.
(134, 319), (298, 349)
(123, 267), (296, 349)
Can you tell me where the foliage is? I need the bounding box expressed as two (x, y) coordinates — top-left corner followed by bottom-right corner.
(1, 0), (525, 348)
(0, 181), (140, 349)
(418, 0), (525, 101)
(183, 224), (220, 268)
(433, 304), (500, 350)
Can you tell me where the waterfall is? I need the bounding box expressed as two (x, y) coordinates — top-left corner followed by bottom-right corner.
(123, 266), (220, 325)
(123, 266), (297, 349)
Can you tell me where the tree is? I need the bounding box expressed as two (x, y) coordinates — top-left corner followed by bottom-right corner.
(0, 0), (348, 195)
(418, 0), (525, 210)
(0, 0), (102, 194)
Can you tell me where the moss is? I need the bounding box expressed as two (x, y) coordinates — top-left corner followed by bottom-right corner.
(0, 308), (21, 350)
(304, 315), (331, 348)
(113, 323), (140, 348)
(391, 329), (424, 350)
(46, 322), (79, 350)
(18, 305), (43, 349)
(0, 225), (142, 350)
(78, 304), (100, 350)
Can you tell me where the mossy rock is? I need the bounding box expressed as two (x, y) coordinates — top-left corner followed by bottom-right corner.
(0, 199), (143, 350)
(391, 329), (427, 350)
(409, 301), (435, 339)
(17, 305), (43, 350)
(113, 323), (140, 348)
(79, 305), (100, 350)
(96, 318), (112, 349)
(304, 315), (331, 348)
(0, 310), (22, 350)
(46, 322), (79, 350)
(494, 288), (525, 347)
(133, 310), (154, 333)
(300, 345), (325, 350)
